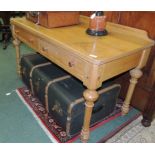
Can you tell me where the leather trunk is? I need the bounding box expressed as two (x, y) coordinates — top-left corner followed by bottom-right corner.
(26, 11), (80, 28)
(31, 64), (121, 137)
(20, 53), (121, 137)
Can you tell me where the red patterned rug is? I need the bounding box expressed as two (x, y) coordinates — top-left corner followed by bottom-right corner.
(16, 87), (141, 143)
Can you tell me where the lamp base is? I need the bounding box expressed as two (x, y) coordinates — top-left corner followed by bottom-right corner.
(86, 29), (108, 36)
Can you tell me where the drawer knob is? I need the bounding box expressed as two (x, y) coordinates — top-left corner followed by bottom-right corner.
(42, 47), (48, 52)
(15, 30), (19, 34)
(29, 38), (34, 42)
(68, 61), (75, 67)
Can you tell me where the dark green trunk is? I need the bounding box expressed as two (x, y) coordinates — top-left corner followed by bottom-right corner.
(21, 53), (121, 138)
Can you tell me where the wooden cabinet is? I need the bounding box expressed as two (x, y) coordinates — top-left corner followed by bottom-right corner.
(141, 82), (155, 126)
(105, 11), (155, 126)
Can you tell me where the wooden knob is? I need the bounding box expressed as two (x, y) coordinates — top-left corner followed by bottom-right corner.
(42, 47), (48, 52)
(15, 30), (19, 34)
(68, 61), (74, 67)
(29, 38), (34, 42)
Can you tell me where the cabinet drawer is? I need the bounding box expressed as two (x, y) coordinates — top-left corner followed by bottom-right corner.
(39, 39), (87, 81)
(14, 26), (39, 50)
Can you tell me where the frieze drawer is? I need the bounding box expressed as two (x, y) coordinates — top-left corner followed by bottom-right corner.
(14, 26), (39, 51)
(38, 39), (88, 81)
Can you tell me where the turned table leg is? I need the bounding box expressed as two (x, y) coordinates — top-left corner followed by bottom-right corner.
(80, 89), (99, 143)
(122, 68), (143, 115)
(13, 39), (21, 76)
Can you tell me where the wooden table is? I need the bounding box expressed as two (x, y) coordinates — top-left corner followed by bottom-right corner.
(11, 16), (154, 142)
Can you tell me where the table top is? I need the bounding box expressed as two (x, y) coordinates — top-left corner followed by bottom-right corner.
(11, 16), (154, 65)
